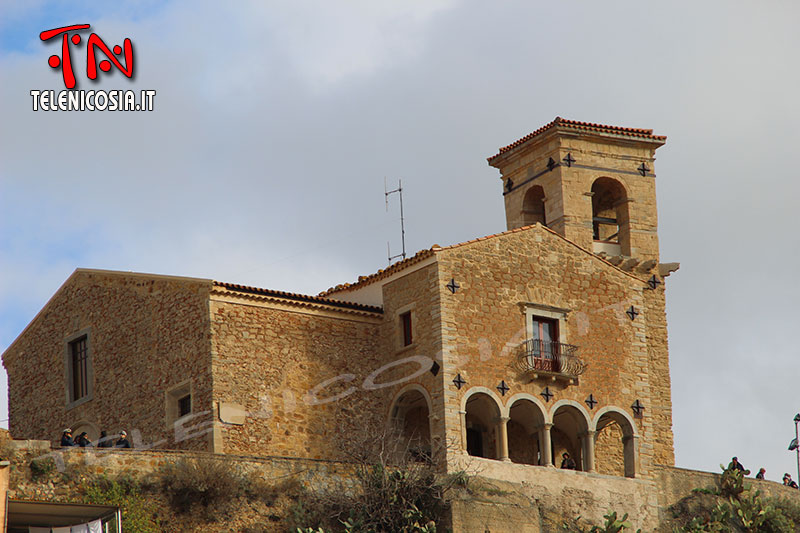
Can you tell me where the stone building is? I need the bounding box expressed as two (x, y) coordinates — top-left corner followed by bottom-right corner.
(3, 117), (679, 483)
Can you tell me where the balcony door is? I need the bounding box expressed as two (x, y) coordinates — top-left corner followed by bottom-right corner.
(531, 316), (559, 371)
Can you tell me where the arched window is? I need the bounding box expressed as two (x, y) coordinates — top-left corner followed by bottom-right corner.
(521, 186), (547, 227)
(591, 178), (629, 255)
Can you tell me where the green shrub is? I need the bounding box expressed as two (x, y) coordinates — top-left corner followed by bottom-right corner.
(719, 464), (748, 499)
(83, 474), (160, 533)
(562, 510), (640, 532)
(29, 457), (55, 481)
(670, 465), (800, 532)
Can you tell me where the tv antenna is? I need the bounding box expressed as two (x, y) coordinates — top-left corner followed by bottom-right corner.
(385, 178), (406, 262)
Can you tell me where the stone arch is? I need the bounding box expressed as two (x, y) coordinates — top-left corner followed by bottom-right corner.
(388, 384), (433, 461)
(71, 420), (100, 443)
(550, 400), (592, 471)
(521, 185), (546, 227)
(507, 394), (548, 465)
(591, 177), (630, 255)
(460, 387), (506, 416)
(592, 406), (638, 478)
(462, 388), (503, 459)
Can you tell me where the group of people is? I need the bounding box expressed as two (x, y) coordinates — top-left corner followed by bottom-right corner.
(727, 456), (799, 489)
(60, 428), (131, 449)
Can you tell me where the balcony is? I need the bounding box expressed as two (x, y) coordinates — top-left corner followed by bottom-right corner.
(517, 339), (586, 384)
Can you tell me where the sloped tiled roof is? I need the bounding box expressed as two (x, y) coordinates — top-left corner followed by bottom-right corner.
(319, 223), (648, 297)
(487, 117), (666, 164)
(318, 249), (436, 296)
(214, 281), (382, 314)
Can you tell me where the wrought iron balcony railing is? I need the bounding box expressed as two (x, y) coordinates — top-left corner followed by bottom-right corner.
(518, 338), (586, 381)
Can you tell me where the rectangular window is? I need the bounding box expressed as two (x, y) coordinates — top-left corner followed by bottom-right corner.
(178, 394), (192, 418)
(165, 381), (192, 429)
(400, 311), (413, 346)
(69, 335), (89, 401)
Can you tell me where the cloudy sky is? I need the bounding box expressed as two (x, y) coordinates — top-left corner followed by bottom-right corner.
(2, 0), (799, 482)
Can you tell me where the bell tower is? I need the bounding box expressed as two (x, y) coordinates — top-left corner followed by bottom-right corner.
(487, 117), (666, 262)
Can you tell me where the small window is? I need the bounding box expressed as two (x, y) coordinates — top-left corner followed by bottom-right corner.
(165, 381), (192, 428)
(400, 311), (413, 346)
(178, 394), (192, 418)
(69, 335), (89, 402)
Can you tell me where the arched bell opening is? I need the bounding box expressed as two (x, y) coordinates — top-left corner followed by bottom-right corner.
(591, 177), (630, 256)
(522, 185), (547, 227)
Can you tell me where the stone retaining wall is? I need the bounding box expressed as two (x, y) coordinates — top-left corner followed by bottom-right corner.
(5, 442), (800, 532)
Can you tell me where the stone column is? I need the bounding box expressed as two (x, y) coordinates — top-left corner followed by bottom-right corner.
(497, 416), (511, 462)
(459, 410), (468, 455)
(623, 434), (638, 478)
(581, 430), (596, 472)
(540, 423), (553, 466)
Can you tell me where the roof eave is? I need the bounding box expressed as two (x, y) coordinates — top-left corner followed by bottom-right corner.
(488, 121), (666, 168)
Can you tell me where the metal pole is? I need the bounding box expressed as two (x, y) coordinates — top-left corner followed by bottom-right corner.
(795, 416), (799, 485)
(398, 179), (406, 260)
(385, 179), (407, 262)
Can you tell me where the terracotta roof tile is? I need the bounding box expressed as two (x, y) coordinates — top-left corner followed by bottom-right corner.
(488, 117), (666, 163)
(318, 248), (436, 297)
(320, 223), (647, 296)
(214, 281), (382, 314)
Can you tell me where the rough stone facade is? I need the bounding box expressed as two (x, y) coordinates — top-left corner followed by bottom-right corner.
(3, 119), (683, 521)
(208, 288), (384, 458)
(3, 271), (214, 452)
(491, 117), (664, 261)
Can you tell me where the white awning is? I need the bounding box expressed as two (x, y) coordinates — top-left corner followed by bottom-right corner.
(6, 499), (119, 530)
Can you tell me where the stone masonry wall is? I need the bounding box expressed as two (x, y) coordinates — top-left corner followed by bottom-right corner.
(557, 136), (661, 260)
(449, 456), (660, 532)
(6, 441), (800, 532)
(209, 295), (386, 459)
(2, 270), (214, 452)
(643, 281), (675, 467)
(436, 225), (671, 478)
(378, 263), (445, 455)
(498, 133), (662, 262)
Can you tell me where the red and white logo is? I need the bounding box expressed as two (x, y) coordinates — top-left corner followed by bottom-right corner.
(31, 23), (155, 112)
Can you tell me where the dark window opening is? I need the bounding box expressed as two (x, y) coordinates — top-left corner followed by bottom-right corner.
(401, 312), (413, 346)
(466, 427), (484, 458)
(69, 336), (88, 402)
(178, 394), (192, 417)
(522, 185), (547, 227)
